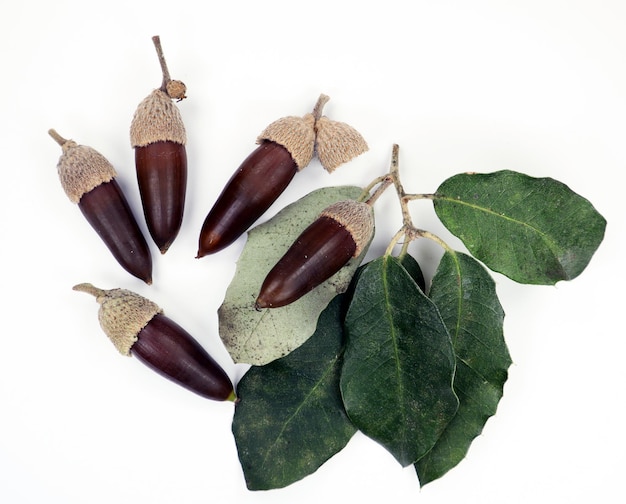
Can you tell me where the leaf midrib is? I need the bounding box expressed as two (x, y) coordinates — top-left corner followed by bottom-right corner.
(434, 195), (562, 260)
(445, 252), (505, 386)
(261, 361), (337, 469)
(382, 258), (409, 462)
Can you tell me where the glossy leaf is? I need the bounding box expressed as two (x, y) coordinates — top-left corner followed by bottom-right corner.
(433, 170), (606, 284)
(218, 185), (370, 365)
(340, 256), (459, 466)
(415, 250), (511, 485)
(232, 295), (356, 490)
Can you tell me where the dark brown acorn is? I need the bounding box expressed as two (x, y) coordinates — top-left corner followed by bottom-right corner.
(196, 94), (368, 257)
(196, 139), (300, 257)
(49, 129), (153, 284)
(73, 283), (237, 402)
(255, 199), (374, 309)
(131, 35), (187, 254)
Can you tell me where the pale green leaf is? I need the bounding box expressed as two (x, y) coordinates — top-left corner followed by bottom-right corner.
(219, 185), (370, 365)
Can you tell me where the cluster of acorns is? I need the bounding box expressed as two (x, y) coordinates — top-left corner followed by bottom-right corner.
(51, 36), (372, 403)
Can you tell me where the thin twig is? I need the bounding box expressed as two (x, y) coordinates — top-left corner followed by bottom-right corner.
(389, 144), (416, 230)
(382, 145), (453, 256)
(358, 174), (389, 202)
(365, 175), (394, 205)
(403, 193), (435, 202)
(417, 229), (454, 253)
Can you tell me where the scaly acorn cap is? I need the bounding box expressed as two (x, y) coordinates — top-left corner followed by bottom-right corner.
(314, 116), (369, 173)
(49, 129), (117, 204)
(256, 113), (316, 170)
(73, 283), (163, 356)
(130, 88), (187, 147)
(320, 200), (374, 257)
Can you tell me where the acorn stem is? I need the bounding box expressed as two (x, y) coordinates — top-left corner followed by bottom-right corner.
(48, 128), (68, 146)
(152, 35), (172, 91)
(312, 94), (330, 121)
(73, 282), (107, 300)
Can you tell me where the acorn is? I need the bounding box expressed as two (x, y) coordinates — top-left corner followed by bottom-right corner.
(130, 35), (187, 254)
(73, 283), (237, 402)
(49, 129), (153, 284)
(255, 199), (375, 309)
(196, 94), (368, 257)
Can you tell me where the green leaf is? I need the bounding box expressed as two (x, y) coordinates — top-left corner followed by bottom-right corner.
(340, 256), (459, 467)
(415, 250), (511, 485)
(218, 185), (370, 365)
(232, 295), (356, 490)
(433, 170), (606, 284)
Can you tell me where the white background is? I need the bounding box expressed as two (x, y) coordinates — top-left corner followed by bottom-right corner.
(1, 0), (624, 502)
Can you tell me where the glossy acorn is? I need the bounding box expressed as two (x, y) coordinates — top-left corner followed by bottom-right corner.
(73, 283), (237, 402)
(196, 94), (368, 257)
(49, 129), (153, 284)
(255, 199), (374, 309)
(130, 35), (187, 254)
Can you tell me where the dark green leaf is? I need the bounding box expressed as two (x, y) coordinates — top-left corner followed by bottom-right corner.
(415, 250), (511, 485)
(433, 170), (606, 284)
(219, 185), (370, 365)
(232, 295), (356, 490)
(399, 252), (426, 292)
(340, 256), (459, 467)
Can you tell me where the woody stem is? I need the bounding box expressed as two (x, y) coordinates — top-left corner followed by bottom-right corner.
(152, 35), (172, 91)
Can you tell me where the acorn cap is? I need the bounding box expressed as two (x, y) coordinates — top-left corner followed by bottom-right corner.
(130, 88), (187, 147)
(73, 283), (163, 356)
(49, 130), (117, 204)
(320, 200), (374, 257)
(256, 113), (316, 170)
(314, 116), (369, 173)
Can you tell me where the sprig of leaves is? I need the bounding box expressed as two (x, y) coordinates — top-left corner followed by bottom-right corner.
(227, 146), (606, 490)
